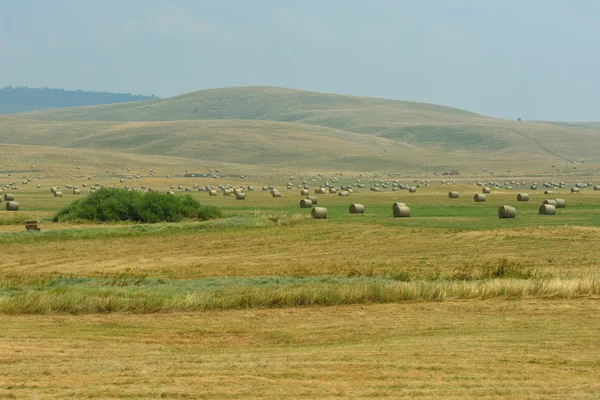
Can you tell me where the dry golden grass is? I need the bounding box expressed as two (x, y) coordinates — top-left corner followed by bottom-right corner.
(1, 182), (600, 281)
(0, 300), (599, 398)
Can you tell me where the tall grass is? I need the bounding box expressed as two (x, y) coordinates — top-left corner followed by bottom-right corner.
(1, 274), (598, 314)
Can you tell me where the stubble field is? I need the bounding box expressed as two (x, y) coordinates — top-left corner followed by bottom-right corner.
(1, 174), (599, 398)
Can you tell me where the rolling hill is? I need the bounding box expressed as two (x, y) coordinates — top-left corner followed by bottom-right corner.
(2, 86), (600, 174)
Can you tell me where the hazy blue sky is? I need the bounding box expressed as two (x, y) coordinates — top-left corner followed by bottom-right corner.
(1, 0), (599, 121)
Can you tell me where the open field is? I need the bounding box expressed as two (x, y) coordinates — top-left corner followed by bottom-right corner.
(1, 301), (600, 398)
(1, 174), (600, 397)
(1, 87), (600, 397)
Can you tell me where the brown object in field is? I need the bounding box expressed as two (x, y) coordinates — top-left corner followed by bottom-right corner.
(272, 191), (282, 198)
(4, 193), (15, 201)
(482, 187), (491, 194)
(392, 202), (406, 209)
(571, 187), (579, 193)
(474, 193), (486, 202)
(543, 199), (558, 206)
(393, 205), (411, 218)
(167, 191), (175, 195)
(554, 198), (566, 208)
(5, 201), (19, 211)
(299, 199), (313, 208)
(539, 204), (556, 215)
(338, 191), (350, 196)
(209, 190), (217, 196)
(311, 207), (327, 219)
(236, 192), (246, 200)
(408, 187), (417, 193)
(54, 191), (63, 197)
(73, 189), (81, 195)
(300, 189), (309, 196)
(498, 205), (516, 219)
(349, 203), (365, 214)
(448, 191), (459, 199)
(517, 193), (529, 201)
(25, 220), (40, 231)
(307, 196), (318, 205)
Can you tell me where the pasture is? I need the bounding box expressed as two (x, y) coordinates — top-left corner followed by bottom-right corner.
(1, 171), (600, 398)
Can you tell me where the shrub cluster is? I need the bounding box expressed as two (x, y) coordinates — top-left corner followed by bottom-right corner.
(52, 188), (221, 223)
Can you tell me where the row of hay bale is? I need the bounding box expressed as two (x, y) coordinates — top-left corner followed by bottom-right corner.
(2, 193), (19, 211)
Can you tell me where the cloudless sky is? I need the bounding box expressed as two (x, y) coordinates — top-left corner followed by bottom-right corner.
(1, 0), (599, 121)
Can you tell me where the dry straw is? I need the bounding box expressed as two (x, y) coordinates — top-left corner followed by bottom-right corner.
(5, 201), (19, 211)
(539, 204), (556, 215)
(498, 205), (516, 218)
(311, 207), (327, 219)
(554, 198), (566, 208)
(393, 205), (411, 218)
(299, 199), (313, 208)
(349, 203), (365, 214)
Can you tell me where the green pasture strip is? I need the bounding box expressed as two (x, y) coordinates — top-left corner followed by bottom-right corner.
(0, 274), (598, 314)
(0, 216), (275, 245)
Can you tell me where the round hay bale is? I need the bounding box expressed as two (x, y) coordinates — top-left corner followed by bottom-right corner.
(392, 202), (406, 209)
(307, 196), (318, 205)
(4, 193), (15, 201)
(393, 205), (411, 218)
(349, 203), (364, 214)
(448, 191), (459, 199)
(594, 185), (600, 191)
(54, 191), (63, 197)
(236, 192), (246, 200)
(543, 199), (558, 206)
(498, 205), (516, 219)
(272, 191), (282, 198)
(517, 193), (529, 202)
(209, 189), (218, 196)
(311, 207), (327, 219)
(554, 198), (566, 208)
(299, 198), (313, 208)
(300, 189), (309, 196)
(571, 187), (580, 193)
(5, 201), (19, 211)
(167, 191), (175, 195)
(338, 191), (350, 196)
(544, 190), (553, 194)
(482, 187), (491, 194)
(223, 189), (231, 196)
(408, 187), (417, 193)
(474, 193), (486, 202)
(539, 204), (556, 215)
(73, 189), (81, 195)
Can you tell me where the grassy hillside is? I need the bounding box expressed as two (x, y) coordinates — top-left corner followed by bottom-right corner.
(4, 86), (600, 173)
(16, 86), (479, 122)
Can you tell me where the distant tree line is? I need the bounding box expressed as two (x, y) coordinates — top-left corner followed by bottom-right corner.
(0, 86), (158, 107)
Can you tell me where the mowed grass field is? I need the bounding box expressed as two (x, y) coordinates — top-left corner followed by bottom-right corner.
(2, 174), (600, 398)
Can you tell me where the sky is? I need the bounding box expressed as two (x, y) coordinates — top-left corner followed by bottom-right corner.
(1, 0), (599, 121)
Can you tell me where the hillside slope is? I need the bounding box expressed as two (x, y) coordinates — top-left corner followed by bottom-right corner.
(4, 87), (600, 173)
(16, 86), (479, 124)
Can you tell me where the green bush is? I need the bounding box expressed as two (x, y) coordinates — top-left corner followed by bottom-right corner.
(52, 188), (221, 223)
